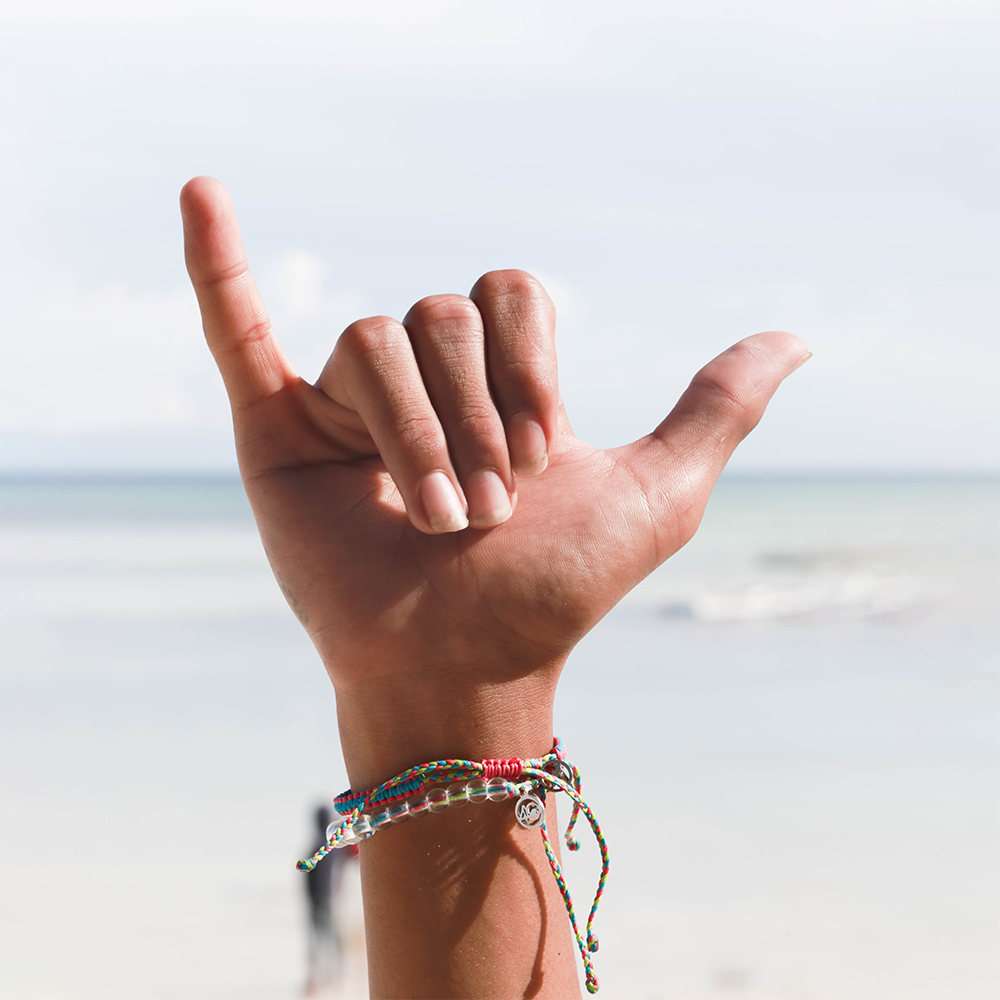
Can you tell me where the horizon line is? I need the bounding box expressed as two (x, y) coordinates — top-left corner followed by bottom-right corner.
(1, 469), (998, 484)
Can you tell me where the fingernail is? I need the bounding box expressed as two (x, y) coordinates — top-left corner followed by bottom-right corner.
(788, 351), (813, 375)
(465, 469), (513, 528)
(419, 472), (469, 532)
(507, 413), (548, 476)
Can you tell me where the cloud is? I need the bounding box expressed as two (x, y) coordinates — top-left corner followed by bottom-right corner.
(550, 273), (998, 470)
(5, 0), (990, 30)
(271, 249), (326, 321)
(0, 275), (221, 434)
(2, 263), (995, 472)
(0, 251), (371, 443)
(256, 250), (365, 381)
(0, 3), (995, 472)
(3, 2), (994, 109)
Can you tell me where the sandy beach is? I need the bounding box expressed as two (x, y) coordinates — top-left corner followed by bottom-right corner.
(1, 475), (997, 999)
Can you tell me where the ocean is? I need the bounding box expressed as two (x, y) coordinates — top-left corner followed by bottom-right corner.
(1, 475), (997, 1000)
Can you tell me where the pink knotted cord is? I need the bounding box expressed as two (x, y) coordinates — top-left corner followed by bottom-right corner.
(481, 758), (523, 780)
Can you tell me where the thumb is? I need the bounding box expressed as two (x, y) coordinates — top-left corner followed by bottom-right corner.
(181, 176), (297, 410)
(615, 331), (810, 557)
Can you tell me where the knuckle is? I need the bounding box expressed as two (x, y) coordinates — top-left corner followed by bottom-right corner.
(200, 258), (252, 291)
(404, 294), (481, 333)
(219, 317), (273, 356)
(473, 268), (541, 300)
(435, 399), (506, 468)
(472, 269), (555, 319)
(471, 271), (556, 365)
(688, 370), (756, 430)
(445, 400), (502, 436)
(493, 349), (555, 384)
(392, 417), (456, 474)
(392, 409), (442, 448)
(336, 316), (406, 363)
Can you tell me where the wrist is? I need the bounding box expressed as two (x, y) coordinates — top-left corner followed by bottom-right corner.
(333, 667), (562, 790)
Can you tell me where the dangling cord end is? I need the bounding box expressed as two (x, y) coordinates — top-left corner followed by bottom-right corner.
(581, 936), (600, 993)
(563, 760), (585, 849)
(577, 795), (610, 957)
(295, 809), (359, 872)
(538, 815), (600, 991)
(296, 842), (333, 872)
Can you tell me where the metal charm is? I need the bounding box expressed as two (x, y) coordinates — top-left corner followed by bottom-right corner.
(543, 759), (574, 788)
(514, 791), (545, 829)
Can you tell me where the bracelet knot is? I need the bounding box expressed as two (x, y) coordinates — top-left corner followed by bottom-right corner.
(481, 758), (522, 780)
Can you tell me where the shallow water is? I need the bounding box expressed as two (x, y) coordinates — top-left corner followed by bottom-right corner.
(1, 476), (997, 999)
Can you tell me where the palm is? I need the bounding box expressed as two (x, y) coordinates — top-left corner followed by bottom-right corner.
(239, 382), (663, 688)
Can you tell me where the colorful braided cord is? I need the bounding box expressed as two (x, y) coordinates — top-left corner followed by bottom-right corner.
(294, 737), (609, 992)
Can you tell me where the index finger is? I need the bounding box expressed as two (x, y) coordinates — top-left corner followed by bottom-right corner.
(180, 176), (297, 409)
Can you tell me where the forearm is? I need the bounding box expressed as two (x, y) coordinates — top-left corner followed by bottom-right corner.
(335, 672), (582, 999)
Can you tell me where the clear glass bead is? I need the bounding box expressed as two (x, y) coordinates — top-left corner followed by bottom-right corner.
(448, 783), (470, 808)
(427, 787), (450, 812)
(389, 800), (411, 823)
(371, 809), (393, 831)
(337, 828), (361, 847)
(353, 814), (374, 838)
(467, 777), (488, 804)
(408, 795), (431, 818)
(326, 819), (345, 842)
(486, 777), (511, 802)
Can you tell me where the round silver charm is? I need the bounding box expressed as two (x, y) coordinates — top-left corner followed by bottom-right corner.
(514, 792), (544, 829)
(544, 759), (574, 788)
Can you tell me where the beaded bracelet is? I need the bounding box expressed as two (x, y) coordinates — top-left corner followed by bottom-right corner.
(296, 737), (608, 994)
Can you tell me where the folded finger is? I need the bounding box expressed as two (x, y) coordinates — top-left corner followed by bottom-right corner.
(318, 316), (471, 535)
(470, 270), (559, 477)
(403, 294), (514, 528)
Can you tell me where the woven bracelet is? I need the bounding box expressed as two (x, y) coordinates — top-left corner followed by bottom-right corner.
(295, 737), (608, 994)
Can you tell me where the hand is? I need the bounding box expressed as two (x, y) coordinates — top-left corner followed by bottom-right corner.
(181, 176), (808, 782)
(182, 176), (809, 998)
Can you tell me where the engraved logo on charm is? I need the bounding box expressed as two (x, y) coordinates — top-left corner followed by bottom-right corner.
(514, 792), (544, 829)
(544, 759), (574, 788)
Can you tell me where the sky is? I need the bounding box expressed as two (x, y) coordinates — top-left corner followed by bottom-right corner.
(1, 0), (997, 474)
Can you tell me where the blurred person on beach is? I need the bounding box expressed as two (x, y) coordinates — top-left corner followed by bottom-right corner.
(181, 176), (809, 998)
(304, 805), (356, 997)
